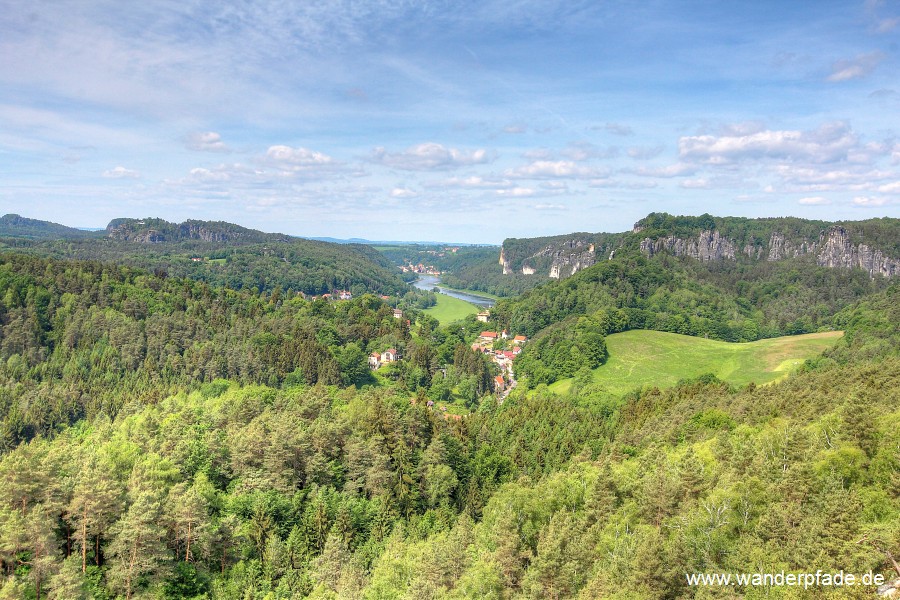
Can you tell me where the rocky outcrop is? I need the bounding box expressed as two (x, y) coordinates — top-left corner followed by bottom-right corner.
(499, 248), (512, 275)
(767, 232), (814, 261)
(106, 222), (167, 243)
(501, 239), (598, 278)
(529, 241), (597, 279)
(639, 225), (900, 278)
(639, 230), (736, 262)
(105, 218), (287, 244)
(817, 226), (900, 277)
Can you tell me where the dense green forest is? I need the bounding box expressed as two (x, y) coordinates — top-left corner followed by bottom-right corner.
(0, 256), (898, 598)
(0, 253), (488, 453)
(0, 216), (413, 296)
(0, 215), (100, 240)
(1, 214), (900, 598)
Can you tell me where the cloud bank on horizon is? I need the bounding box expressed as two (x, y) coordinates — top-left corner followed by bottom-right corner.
(1, 0), (899, 243)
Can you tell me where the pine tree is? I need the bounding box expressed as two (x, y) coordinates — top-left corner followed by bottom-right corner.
(107, 486), (169, 600)
(66, 454), (122, 573)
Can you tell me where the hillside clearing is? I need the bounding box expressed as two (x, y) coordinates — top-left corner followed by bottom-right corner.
(423, 293), (478, 324)
(548, 330), (844, 395)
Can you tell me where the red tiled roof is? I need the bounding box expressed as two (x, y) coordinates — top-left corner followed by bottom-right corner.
(480, 331), (498, 338)
(514, 335), (527, 341)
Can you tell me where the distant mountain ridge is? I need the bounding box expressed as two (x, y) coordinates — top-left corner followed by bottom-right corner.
(498, 213), (900, 280)
(0, 214), (101, 239)
(105, 217), (293, 244)
(1, 215), (413, 295)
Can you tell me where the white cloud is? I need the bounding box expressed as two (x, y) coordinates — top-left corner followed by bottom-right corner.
(390, 187), (418, 198)
(497, 187), (536, 197)
(266, 145), (335, 166)
(187, 167), (232, 183)
(774, 165), (895, 192)
(680, 178), (710, 189)
(679, 122), (859, 165)
(540, 181), (569, 191)
(533, 203), (566, 210)
(798, 196), (831, 205)
(371, 143), (492, 171)
(852, 196), (890, 207)
(102, 166), (140, 179)
(185, 132), (230, 152)
(878, 181), (900, 193)
(826, 52), (884, 82)
(426, 176), (512, 190)
(506, 160), (607, 179)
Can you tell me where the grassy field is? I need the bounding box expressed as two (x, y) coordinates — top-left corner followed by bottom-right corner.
(549, 330), (844, 395)
(423, 293), (479, 324)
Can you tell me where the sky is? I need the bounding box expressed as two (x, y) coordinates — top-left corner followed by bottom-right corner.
(1, 1), (899, 243)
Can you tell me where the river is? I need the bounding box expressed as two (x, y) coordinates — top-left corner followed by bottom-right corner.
(412, 275), (495, 308)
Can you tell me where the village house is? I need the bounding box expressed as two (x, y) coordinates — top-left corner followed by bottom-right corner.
(494, 375), (506, 392)
(368, 353), (381, 369)
(393, 309), (403, 319)
(338, 290), (352, 300)
(381, 348), (399, 363)
(476, 311), (490, 323)
(513, 335), (528, 345)
(479, 331), (499, 342)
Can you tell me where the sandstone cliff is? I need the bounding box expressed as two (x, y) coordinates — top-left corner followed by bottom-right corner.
(638, 225), (900, 278)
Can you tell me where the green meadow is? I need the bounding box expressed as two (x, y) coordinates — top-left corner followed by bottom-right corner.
(549, 329), (844, 395)
(423, 293), (479, 324)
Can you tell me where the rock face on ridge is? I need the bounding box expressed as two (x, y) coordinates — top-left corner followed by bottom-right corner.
(639, 230), (736, 262)
(816, 226), (900, 277)
(105, 218), (290, 244)
(639, 225), (900, 278)
(498, 215), (900, 282)
(501, 239), (599, 278)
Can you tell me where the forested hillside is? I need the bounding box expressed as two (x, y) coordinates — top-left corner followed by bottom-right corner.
(0, 253), (494, 453)
(0, 249), (898, 597)
(1, 214), (899, 599)
(0, 214), (100, 240)
(494, 249), (890, 385)
(0, 217), (412, 296)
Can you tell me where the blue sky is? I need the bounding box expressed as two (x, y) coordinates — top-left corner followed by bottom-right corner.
(1, 1), (899, 243)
